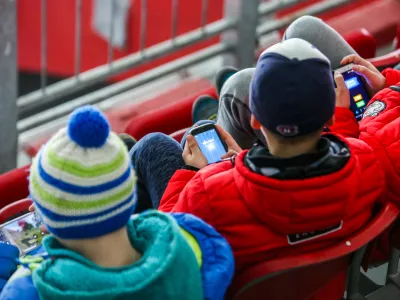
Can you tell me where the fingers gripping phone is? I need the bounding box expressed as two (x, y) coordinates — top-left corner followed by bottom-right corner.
(190, 124), (228, 164)
(334, 63), (371, 121)
(0, 212), (47, 256)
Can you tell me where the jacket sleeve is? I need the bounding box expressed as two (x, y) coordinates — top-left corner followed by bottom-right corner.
(159, 170), (214, 226)
(0, 260), (41, 300)
(0, 248), (47, 300)
(0, 244), (19, 294)
(158, 169), (198, 212)
(329, 107), (360, 138)
(382, 68), (400, 87)
(329, 69), (400, 137)
(358, 71), (400, 207)
(172, 213), (235, 300)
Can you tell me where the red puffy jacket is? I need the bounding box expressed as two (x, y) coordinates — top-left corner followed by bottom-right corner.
(159, 136), (385, 272)
(332, 69), (400, 207)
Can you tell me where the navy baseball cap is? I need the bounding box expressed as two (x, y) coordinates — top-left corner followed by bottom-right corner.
(250, 38), (335, 137)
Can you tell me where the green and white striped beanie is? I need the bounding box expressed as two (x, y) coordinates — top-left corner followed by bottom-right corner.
(29, 106), (136, 239)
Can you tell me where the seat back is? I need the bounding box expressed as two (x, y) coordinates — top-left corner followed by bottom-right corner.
(229, 257), (348, 300)
(0, 198), (33, 224)
(228, 202), (399, 300)
(169, 128), (188, 143)
(369, 49), (400, 70)
(344, 28), (377, 59)
(0, 165), (30, 210)
(125, 88), (216, 140)
(394, 23), (400, 50)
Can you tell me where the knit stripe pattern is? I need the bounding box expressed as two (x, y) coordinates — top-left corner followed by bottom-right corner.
(29, 128), (136, 239)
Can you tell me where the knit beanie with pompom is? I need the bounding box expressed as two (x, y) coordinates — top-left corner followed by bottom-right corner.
(29, 106), (136, 239)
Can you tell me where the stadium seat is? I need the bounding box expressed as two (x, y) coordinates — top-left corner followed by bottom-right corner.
(0, 198), (32, 224)
(256, 28), (378, 62)
(170, 128), (188, 143)
(369, 49), (400, 70)
(345, 29), (377, 59)
(227, 202), (399, 300)
(125, 87), (217, 140)
(394, 24), (400, 50)
(0, 166), (30, 210)
(22, 81), (216, 158)
(327, 0), (400, 47)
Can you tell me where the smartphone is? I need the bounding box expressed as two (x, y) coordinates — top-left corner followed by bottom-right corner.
(0, 211), (47, 256)
(334, 63), (371, 121)
(190, 124), (228, 164)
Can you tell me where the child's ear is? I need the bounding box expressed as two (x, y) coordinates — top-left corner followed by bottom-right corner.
(251, 115), (262, 130)
(326, 116), (335, 127)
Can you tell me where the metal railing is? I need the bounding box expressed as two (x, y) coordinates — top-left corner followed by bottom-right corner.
(0, 0), (355, 173)
(257, 0), (352, 37)
(17, 18), (236, 119)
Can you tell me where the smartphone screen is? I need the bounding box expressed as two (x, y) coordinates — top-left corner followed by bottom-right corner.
(192, 126), (227, 164)
(0, 212), (47, 256)
(335, 64), (371, 121)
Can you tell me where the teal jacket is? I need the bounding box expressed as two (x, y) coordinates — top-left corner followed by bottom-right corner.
(0, 211), (234, 300)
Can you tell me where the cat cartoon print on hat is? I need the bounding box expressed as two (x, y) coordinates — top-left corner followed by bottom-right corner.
(29, 106), (137, 239)
(250, 38), (336, 137)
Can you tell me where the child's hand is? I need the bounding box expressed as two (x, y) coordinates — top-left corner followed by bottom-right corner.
(216, 125), (242, 159)
(183, 135), (208, 169)
(341, 55), (386, 95)
(334, 72), (350, 108)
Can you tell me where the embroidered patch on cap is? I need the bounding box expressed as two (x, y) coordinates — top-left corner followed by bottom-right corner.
(287, 221), (343, 245)
(276, 125), (299, 136)
(363, 101), (386, 118)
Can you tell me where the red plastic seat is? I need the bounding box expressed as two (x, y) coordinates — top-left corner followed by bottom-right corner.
(394, 24), (400, 50)
(369, 49), (400, 70)
(227, 202), (399, 300)
(125, 87), (216, 140)
(255, 28), (377, 62)
(21, 79), (215, 158)
(0, 166), (30, 210)
(0, 198), (33, 224)
(344, 29), (377, 59)
(327, 0), (400, 47)
(169, 128), (188, 143)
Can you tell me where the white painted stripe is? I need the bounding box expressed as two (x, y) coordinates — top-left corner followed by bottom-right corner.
(40, 146), (131, 187)
(36, 197), (136, 228)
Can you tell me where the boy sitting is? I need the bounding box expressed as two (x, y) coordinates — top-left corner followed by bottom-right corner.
(330, 54), (400, 206)
(0, 106), (234, 300)
(131, 39), (386, 273)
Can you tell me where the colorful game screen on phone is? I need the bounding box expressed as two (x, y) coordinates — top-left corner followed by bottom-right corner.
(194, 129), (227, 164)
(341, 69), (371, 120)
(0, 212), (47, 255)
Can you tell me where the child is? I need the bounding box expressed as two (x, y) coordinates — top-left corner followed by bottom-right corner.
(132, 39), (385, 274)
(0, 106), (234, 300)
(216, 68), (266, 149)
(191, 15), (357, 150)
(330, 54), (400, 207)
(189, 68), (264, 150)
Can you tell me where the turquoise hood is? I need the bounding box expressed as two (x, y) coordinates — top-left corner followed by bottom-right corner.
(33, 211), (203, 300)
